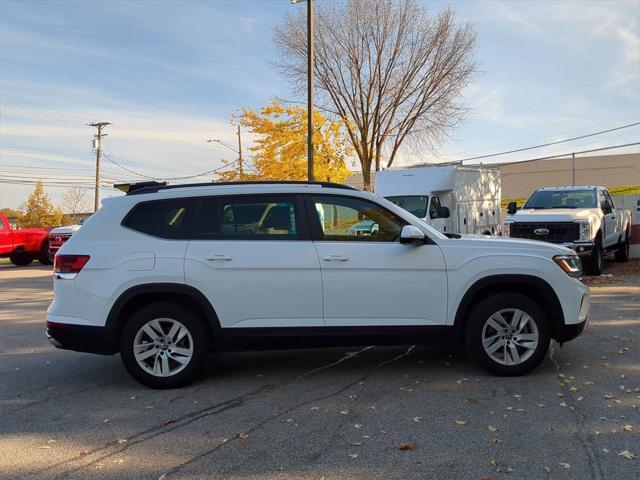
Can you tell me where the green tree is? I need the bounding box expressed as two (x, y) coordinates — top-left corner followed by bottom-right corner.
(19, 182), (64, 227)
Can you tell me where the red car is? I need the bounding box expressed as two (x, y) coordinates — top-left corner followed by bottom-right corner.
(0, 214), (52, 266)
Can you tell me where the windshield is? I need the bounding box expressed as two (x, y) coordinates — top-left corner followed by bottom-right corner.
(386, 196), (429, 218)
(523, 190), (596, 209)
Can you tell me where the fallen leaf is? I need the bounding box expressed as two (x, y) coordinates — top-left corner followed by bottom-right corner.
(113, 458), (124, 464)
(618, 450), (636, 460)
(236, 432), (249, 440)
(623, 425), (633, 432)
(488, 426), (498, 433)
(603, 393), (616, 400)
(310, 406), (320, 411)
(394, 442), (414, 450)
(465, 398), (479, 404)
(557, 393), (566, 398)
(454, 420), (469, 426)
(117, 439), (127, 444)
(349, 453), (359, 459)
(559, 462), (571, 469)
(543, 466), (551, 473)
(412, 416), (423, 422)
(570, 387), (578, 393)
(340, 410), (350, 415)
(349, 442), (362, 447)
(489, 459), (498, 468)
(163, 419), (176, 425)
(354, 424), (363, 429)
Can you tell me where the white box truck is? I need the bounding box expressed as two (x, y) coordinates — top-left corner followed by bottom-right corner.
(375, 164), (501, 235)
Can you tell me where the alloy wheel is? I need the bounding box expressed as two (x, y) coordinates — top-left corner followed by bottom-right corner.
(481, 308), (539, 366)
(133, 318), (194, 377)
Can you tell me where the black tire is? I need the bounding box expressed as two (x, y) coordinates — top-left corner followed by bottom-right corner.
(9, 252), (33, 266)
(614, 229), (630, 262)
(465, 293), (551, 376)
(38, 243), (53, 265)
(585, 237), (604, 276)
(120, 302), (210, 389)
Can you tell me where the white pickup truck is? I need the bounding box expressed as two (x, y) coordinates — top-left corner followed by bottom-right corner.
(504, 186), (632, 275)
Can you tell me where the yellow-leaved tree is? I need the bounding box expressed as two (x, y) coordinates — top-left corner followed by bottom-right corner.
(218, 100), (352, 183)
(19, 182), (64, 227)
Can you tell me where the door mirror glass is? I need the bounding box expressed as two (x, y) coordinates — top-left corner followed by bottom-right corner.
(437, 206), (450, 219)
(400, 225), (425, 245)
(507, 201), (518, 215)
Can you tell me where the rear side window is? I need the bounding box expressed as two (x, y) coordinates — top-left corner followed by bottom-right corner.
(122, 198), (196, 239)
(192, 195), (302, 240)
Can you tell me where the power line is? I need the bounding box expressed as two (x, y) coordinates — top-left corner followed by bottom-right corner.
(456, 122), (640, 163)
(102, 152), (240, 181)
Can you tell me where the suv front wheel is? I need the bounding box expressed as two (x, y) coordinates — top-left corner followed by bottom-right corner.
(120, 302), (209, 388)
(465, 293), (550, 376)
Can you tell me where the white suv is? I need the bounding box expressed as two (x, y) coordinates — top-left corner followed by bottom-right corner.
(47, 181), (590, 388)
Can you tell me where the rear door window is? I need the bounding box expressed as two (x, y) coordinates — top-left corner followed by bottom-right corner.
(192, 195), (305, 240)
(122, 198), (196, 239)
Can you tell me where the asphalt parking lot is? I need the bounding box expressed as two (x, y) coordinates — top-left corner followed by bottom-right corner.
(1, 262), (639, 480)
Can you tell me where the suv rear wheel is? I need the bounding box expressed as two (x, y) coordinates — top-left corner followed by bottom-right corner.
(465, 293), (550, 376)
(120, 302), (209, 388)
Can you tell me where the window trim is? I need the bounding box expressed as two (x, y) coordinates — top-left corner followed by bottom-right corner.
(304, 193), (410, 243)
(190, 193), (311, 241)
(121, 197), (198, 240)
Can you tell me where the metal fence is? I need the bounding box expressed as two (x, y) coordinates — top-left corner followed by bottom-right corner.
(498, 143), (640, 203)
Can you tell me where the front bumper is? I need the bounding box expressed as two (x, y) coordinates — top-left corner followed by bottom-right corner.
(555, 294), (590, 343)
(561, 242), (594, 256)
(46, 321), (117, 355)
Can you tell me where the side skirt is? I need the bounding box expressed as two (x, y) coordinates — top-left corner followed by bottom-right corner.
(213, 325), (462, 352)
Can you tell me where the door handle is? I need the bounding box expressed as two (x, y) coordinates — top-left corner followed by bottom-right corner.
(206, 255), (233, 261)
(323, 255), (349, 262)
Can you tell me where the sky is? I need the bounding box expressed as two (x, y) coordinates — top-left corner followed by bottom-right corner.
(1, 0), (639, 209)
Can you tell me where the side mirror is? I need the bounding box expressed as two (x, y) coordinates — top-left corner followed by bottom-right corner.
(400, 225), (425, 245)
(507, 201), (518, 215)
(437, 206), (450, 219)
(602, 204), (612, 215)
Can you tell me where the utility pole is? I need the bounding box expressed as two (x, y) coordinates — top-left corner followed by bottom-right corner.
(571, 152), (576, 186)
(306, 0), (314, 182)
(291, 0), (314, 181)
(237, 125), (243, 181)
(88, 122), (110, 212)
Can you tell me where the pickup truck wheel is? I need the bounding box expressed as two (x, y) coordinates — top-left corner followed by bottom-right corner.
(614, 230), (630, 262)
(120, 302), (209, 389)
(38, 243), (53, 265)
(585, 238), (604, 275)
(465, 293), (550, 376)
(9, 252), (33, 266)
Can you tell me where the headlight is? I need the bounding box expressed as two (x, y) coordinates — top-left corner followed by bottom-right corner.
(578, 221), (591, 242)
(553, 255), (582, 278)
(502, 222), (512, 237)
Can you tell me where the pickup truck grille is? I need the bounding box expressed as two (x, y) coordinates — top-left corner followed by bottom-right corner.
(510, 222), (579, 243)
(49, 233), (72, 252)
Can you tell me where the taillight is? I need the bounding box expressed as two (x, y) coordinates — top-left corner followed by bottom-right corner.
(54, 255), (90, 274)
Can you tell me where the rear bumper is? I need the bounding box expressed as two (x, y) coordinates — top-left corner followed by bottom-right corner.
(46, 321), (117, 355)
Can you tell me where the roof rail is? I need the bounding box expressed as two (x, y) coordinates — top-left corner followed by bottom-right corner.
(117, 180), (357, 195)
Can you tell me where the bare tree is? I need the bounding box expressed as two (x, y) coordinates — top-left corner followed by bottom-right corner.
(60, 186), (90, 224)
(274, 0), (477, 189)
